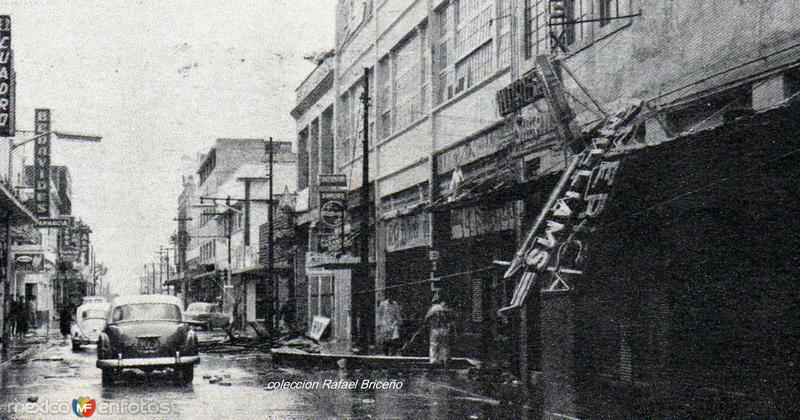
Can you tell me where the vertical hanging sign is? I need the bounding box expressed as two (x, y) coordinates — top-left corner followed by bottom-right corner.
(0, 16), (12, 137)
(34, 109), (51, 217)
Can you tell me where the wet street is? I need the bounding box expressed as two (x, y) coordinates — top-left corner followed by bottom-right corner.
(0, 334), (532, 419)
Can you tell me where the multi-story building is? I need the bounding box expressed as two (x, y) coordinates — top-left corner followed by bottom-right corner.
(178, 138), (297, 324)
(290, 54), (343, 338)
(294, 0), (800, 416)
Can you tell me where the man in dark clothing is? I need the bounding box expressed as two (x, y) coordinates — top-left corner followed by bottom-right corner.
(59, 303), (73, 339)
(16, 295), (28, 336)
(7, 295), (18, 337)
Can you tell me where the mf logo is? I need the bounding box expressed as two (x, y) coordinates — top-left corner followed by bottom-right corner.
(72, 396), (96, 417)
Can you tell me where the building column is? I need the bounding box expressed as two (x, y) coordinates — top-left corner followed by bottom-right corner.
(540, 293), (579, 418)
(752, 73), (794, 111)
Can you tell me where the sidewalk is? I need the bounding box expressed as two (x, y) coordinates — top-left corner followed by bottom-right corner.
(0, 325), (59, 369)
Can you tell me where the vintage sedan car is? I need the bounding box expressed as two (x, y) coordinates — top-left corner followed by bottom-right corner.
(96, 295), (199, 385)
(71, 302), (110, 351)
(184, 302), (230, 330)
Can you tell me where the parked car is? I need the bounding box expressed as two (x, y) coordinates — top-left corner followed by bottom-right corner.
(83, 296), (107, 305)
(71, 302), (110, 351)
(96, 295), (199, 385)
(184, 302), (230, 331)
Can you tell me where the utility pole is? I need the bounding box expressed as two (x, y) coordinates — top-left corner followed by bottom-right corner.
(358, 67), (372, 349)
(90, 246), (96, 295)
(267, 137), (275, 335)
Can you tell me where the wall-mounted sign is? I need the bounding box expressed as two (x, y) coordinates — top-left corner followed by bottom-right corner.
(318, 174), (347, 191)
(320, 199), (345, 228)
(435, 124), (514, 176)
(80, 231), (90, 265)
(36, 217), (71, 229)
(385, 212), (430, 252)
(33, 108), (51, 217)
(318, 173), (347, 229)
(450, 203), (516, 239)
(496, 71), (544, 117)
(14, 253), (43, 271)
(0, 16), (12, 137)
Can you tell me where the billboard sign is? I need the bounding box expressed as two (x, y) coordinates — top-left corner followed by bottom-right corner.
(318, 174), (347, 229)
(34, 108), (51, 217)
(36, 217), (72, 229)
(0, 16), (12, 137)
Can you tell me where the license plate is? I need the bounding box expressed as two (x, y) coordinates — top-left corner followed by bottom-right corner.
(138, 338), (159, 351)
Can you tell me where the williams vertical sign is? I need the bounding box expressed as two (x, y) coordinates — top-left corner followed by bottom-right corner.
(34, 109), (51, 217)
(0, 16), (13, 137)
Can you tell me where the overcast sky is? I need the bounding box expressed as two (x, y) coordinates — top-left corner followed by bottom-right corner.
(4, 1), (335, 295)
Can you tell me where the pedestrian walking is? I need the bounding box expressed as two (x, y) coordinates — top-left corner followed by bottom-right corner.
(7, 295), (18, 337)
(16, 295), (29, 336)
(59, 302), (73, 339)
(425, 296), (455, 368)
(377, 292), (402, 355)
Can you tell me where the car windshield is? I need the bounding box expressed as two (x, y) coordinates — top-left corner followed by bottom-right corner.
(110, 303), (181, 323)
(186, 303), (212, 313)
(81, 310), (107, 319)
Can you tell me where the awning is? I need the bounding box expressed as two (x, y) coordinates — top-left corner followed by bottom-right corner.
(0, 182), (37, 225)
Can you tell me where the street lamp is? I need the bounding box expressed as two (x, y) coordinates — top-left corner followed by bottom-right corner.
(7, 130), (102, 188)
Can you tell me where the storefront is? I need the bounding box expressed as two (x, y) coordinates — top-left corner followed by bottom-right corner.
(304, 252), (359, 351)
(571, 102), (800, 416)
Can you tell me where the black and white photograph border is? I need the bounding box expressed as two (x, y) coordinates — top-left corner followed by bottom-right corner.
(0, 1), (798, 418)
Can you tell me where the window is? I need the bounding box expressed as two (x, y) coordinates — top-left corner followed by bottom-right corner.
(378, 57), (392, 139)
(497, 0), (512, 69)
(308, 274), (335, 329)
(111, 304), (181, 323)
(392, 32), (423, 131)
(454, 0), (493, 59)
(434, 3), (452, 105)
(454, 41), (493, 93)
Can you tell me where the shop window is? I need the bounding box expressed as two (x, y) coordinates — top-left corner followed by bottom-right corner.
(308, 274), (335, 327)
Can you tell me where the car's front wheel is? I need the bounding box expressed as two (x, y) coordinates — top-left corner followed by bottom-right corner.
(101, 368), (117, 386)
(72, 342), (81, 352)
(176, 366), (194, 385)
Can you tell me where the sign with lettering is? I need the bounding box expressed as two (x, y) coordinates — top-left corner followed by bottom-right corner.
(318, 174), (347, 191)
(34, 108), (51, 217)
(14, 253), (43, 271)
(514, 99), (556, 145)
(0, 16), (12, 137)
(320, 198), (345, 228)
(450, 203), (516, 239)
(308, 315), (331, 341)
(385, 212), (430, 252)
(435, 124), (514, 175)
(36, 217), (71, 229)
(500, 102), (642, 315)
(80, 231), (90, 265)
(496, 71), (545, 117)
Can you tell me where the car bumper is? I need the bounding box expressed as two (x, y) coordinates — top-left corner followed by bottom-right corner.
(96, 355), (200, 369)
(72, 337), (99, 345)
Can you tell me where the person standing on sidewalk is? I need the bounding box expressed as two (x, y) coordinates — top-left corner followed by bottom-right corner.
(7, 295), (18, 337)
(425, 296), (455, 368)
(16, 295), (28, 336)
(59, 302), (73, 339)
(377, 292), (402, 355)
